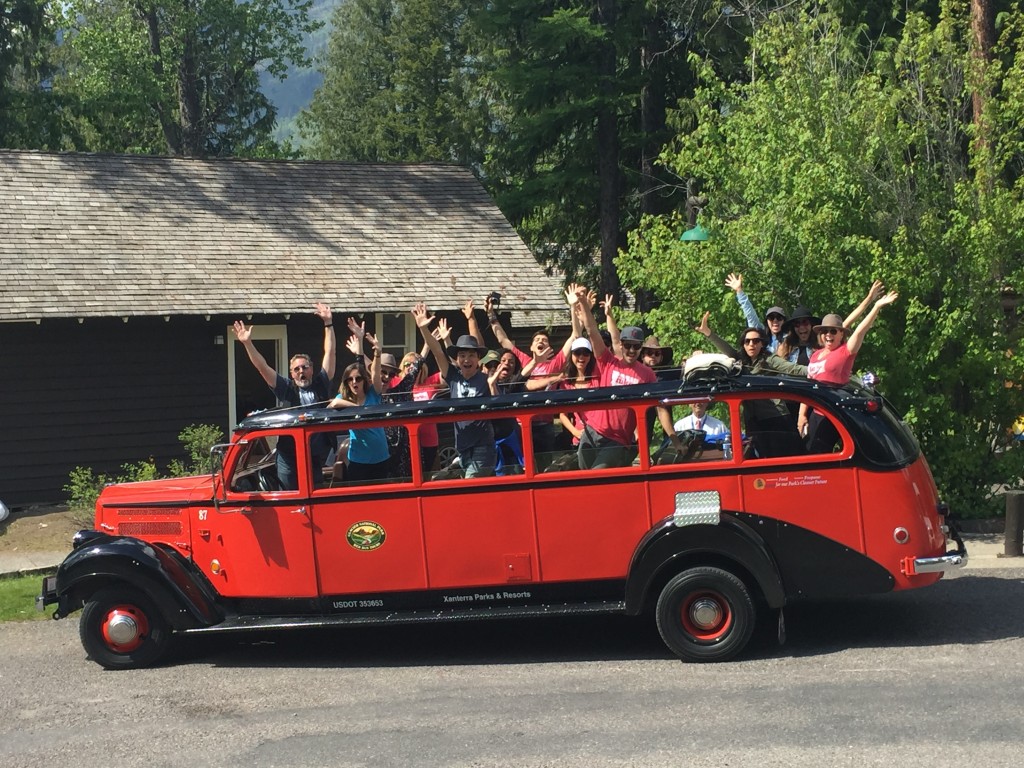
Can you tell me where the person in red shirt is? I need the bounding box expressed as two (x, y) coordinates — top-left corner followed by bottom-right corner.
(798, 290), (898, 449)
(571, 285), (682, 468)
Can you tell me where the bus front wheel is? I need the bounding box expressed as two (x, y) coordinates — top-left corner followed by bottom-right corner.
(655, 566), (755, 662)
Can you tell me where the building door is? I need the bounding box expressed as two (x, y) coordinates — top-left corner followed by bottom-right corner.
(227, 324), (288, 428)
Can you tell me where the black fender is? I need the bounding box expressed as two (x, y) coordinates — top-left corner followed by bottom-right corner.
(625, 513), (786, 615)
(52, 532), (223, 631)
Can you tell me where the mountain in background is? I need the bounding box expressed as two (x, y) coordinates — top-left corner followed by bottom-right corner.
(261, 0), (339, 147)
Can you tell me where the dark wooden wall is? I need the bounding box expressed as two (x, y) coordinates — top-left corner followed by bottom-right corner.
(0, 312), (567, 507)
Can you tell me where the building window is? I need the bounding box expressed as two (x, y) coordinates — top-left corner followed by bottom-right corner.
(375, 312), (416, 360)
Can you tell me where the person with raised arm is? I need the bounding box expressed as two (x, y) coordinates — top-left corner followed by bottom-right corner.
(571, 285), (682, 468)
(232, 303), (336, 489)
(798, 291), (899, 451)
(414, 302), (497, 478)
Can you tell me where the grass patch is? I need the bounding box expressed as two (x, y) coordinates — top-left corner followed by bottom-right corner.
(0, 571), (55, 622)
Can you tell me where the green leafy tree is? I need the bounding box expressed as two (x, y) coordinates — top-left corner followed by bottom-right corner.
(0, 0), (73, 148)
(56, 0), (321, 156)
(620, 4), (1024, 515)
(301, 0), (481, 163)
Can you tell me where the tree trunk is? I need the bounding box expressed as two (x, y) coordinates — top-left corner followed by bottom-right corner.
(136, 4), (181, 155)
(970, 0), (995, 147)
(177, 28), (204, 157)
(596, 0), (621, 301)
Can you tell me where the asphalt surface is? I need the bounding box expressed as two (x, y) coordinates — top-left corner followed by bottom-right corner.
(3, 560), (1024, 767)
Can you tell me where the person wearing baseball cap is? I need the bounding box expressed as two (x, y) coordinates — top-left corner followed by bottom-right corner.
(569, 285), (681, 469)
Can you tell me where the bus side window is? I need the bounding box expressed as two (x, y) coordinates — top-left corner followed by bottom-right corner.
(741, 397), (818, 459)
(803, 406), (846, 455)
(648, 402), (732, 465)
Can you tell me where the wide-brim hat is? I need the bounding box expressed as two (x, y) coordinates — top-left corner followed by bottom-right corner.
(782, 306), (821, 333)
(641, 335), (672, 353)
(380, 352), (400, 373)
(812, 313), (851, 336)
(446, 334), (487, 358)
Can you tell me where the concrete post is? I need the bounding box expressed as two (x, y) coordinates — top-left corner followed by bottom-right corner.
(1004, 491), (1024, 557)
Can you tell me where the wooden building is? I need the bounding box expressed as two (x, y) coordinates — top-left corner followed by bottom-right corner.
(0, 151), (568, 506)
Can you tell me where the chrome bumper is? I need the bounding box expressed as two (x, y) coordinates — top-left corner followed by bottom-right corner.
(912, 550), (968, 573)
(905, 521), (968, 575)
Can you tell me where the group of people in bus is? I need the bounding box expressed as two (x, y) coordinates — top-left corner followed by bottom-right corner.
(231, 274), (898, 483)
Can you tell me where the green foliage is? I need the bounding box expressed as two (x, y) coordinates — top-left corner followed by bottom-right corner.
(620, 4), (1024, 517)
(166, 423), (226, 477)
(63, 459), (159, 512)
(54, 0), (322, 156)
(64, 423), (223, 511)
(301, 0), (481, 163)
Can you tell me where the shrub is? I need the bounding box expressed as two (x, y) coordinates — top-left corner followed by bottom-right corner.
(65, 424), (223, 509)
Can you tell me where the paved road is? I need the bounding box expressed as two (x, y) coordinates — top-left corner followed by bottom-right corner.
(3, 567), (1024, 768)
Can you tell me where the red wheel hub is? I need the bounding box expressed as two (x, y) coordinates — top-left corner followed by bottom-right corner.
(681, 590), (733, 642)
(100, 604), (151, 652)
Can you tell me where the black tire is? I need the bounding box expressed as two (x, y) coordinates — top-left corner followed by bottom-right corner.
(655, 567), (755, 662)
(79, 586), (171, 670)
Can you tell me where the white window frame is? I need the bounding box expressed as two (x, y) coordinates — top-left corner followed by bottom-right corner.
(374, 312), (417, 360)
(226, 324), (288, 428)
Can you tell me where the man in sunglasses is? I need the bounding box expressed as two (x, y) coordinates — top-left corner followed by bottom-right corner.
(570, 285), (681, 469)
(233, 302), (337, 408)
(233, 303), (337, 489)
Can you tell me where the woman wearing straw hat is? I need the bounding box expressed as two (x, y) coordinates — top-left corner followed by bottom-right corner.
(798, 290), (899, 449)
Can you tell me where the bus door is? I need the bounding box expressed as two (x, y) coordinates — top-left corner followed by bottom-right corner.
(308, 425), (429, 597)
(419, 416), (539, 589)
(193, 432), (318, 598)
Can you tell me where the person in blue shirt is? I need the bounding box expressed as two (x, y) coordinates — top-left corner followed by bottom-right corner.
(327, 332), (390, 482)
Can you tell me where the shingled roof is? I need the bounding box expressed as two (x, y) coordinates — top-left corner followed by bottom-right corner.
(0, 151), (566, 324)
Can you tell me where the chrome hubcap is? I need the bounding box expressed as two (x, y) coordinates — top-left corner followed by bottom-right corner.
(106, 613), (140, 645)
(689, 598), (723, 630)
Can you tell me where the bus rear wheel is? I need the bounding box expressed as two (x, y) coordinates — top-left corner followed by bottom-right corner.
(656, 567), (755, 662)
(80, 586), (171, 670)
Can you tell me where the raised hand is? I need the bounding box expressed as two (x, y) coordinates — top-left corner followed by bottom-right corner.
(725, 273), (743, 293)
(435, 317), (451, 341)
(867, 280), (886, 303)
(314, 303), (333, 325)
(346, 316), (366, 338)
(876, 290), (898, 308)
(232, 320), (252, 343)
(461, 299), (475, 319)
(411, 303), (433, 328)
(344, 334), (362, 356)
(695, 311), (712, 338)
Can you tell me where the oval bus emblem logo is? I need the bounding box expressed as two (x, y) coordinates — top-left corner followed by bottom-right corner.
(347, 521), (386, 551)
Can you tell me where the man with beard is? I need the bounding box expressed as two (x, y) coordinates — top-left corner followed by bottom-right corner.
(232, 302), (336, 488)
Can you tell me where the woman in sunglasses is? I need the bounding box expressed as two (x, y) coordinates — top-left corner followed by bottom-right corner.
(798, 291), (899, 448)
(695, 313), (808, 377)
(695, 313), (809, 458)
(327, 333), (390, 482)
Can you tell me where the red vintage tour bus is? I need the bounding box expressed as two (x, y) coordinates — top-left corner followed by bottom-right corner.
(38, 367), (967, 668)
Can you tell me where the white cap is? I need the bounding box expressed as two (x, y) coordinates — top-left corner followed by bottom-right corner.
(571, 337), (593, 352)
